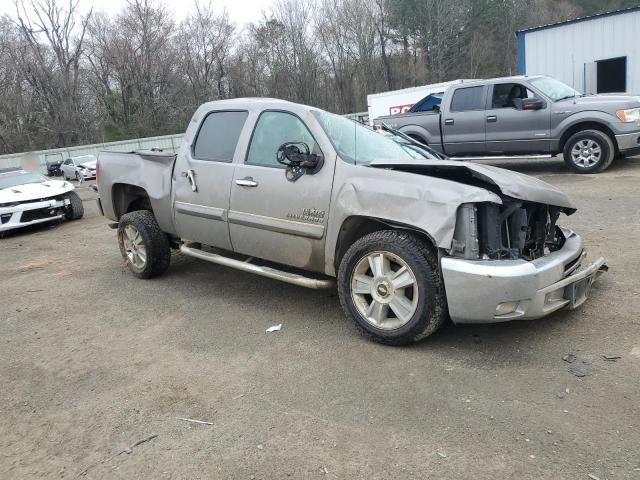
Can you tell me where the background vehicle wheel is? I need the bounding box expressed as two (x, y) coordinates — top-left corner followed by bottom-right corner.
(75, 172), (81, 182)
(117, 210), (170, 279)
(563, 130), (614, 173)
(62, 191), (84, 220)
(337, 230), (447, 345)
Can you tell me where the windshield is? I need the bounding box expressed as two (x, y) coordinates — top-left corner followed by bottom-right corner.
(0, 170), (47, 190)
(529, 77), (581, 101)
(313, 110), (430, 165)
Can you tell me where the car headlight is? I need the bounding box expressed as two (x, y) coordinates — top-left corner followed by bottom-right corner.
(616, 108), (640, 123)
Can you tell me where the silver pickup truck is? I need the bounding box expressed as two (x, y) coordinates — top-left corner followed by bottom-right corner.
(375, 75), (640, 173)
(96, 98), (606, 345)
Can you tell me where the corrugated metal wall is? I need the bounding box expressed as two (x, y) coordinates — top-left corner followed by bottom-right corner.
(522, 9), (640, 94)
(0, 134), (184, 174)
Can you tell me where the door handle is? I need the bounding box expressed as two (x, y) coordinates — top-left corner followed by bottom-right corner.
(487, 115), (498, 123)
(444, 118), (454, 126)
(181, 169), (198, 192)
(236, 177), (258, 187)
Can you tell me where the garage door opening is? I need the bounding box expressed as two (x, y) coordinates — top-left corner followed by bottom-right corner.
(597, 57), (626, 93)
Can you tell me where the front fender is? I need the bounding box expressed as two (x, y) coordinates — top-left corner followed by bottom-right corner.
(324, 163), (502, 275)
(553, 110), (620, 140)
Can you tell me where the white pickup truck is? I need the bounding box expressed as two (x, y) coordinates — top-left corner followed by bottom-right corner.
(96, 98), (606, 345)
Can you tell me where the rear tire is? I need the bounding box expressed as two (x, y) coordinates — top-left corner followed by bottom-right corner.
(62, 191), (84, 220)
(117, 210), (170, 279)
(563, 130), (614, 173)
(337, 230), (447, 345)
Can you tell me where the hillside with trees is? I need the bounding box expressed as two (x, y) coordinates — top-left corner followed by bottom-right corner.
(0, 0), (637, 154)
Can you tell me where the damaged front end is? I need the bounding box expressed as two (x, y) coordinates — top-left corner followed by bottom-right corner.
(449, 201), (566, 261)
(442, 199), (606, 324)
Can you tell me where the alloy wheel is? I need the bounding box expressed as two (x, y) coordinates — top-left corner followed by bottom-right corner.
(350, 251), (419, 330)
(571, 139), (602, 168)
(122, 225), (147, 269)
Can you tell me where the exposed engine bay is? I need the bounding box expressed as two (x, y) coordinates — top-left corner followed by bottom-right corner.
(450, 201), (566, 261)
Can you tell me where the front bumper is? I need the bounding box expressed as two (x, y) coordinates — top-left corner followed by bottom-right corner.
(0, 198), (69, 232)
(441, 230), (606, 324)
(615, 132), (640, 153)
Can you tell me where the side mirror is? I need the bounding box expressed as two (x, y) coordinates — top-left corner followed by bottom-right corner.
(276, 142), (324, 182)
(513, 98), (545, 111)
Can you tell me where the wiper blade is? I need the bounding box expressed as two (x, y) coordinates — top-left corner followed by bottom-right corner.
(555, 95), (577, 102)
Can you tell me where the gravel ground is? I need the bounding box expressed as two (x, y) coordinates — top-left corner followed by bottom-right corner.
(1, 157), (639, 479)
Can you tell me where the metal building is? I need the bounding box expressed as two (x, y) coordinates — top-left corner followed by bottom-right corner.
(517, 6), (640, 95)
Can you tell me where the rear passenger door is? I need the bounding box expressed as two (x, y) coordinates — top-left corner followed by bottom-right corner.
(442, 85), (488, 155)
(172, 110), (249, 249)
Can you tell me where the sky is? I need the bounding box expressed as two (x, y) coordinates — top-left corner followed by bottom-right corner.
(0, 0), (275, 27)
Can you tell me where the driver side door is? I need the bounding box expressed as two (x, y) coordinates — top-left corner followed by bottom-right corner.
(228, 110), (334, 272)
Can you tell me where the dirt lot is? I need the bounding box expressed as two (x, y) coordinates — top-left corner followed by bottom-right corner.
(1, 157), (639, 479)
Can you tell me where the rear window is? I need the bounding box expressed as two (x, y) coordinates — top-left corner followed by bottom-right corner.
(193, 111), (248, 162)
(450, 86), (485, 112)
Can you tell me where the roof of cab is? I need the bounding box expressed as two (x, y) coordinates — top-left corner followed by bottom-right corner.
(199, 97), (297, 111)
(452, 75), (546, 88)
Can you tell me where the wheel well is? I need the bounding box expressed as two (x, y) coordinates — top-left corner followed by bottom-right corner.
(112, 183), (152, 219)
(559, 122), (617, 153)
(407, 133), (427, 144)
(334, 216), (435, 271)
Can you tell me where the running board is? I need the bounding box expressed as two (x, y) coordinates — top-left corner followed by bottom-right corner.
(449, 154), (553, 161)
(179, 244), (335, 289)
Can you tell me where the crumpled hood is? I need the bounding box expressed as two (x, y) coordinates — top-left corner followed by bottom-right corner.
(369, 158), (576, 213)
(0, 179), (74, 204)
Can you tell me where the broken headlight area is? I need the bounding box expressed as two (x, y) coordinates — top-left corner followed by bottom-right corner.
(450, 202), (566, 261)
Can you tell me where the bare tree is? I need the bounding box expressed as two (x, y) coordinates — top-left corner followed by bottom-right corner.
(177, 2), (234, 105)
(12, 0), (92, 147)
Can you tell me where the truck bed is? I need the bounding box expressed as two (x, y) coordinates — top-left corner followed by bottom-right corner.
(97, 150), (177, 235)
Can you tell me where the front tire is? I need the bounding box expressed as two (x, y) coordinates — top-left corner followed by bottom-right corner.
(337, 230), (447, 345)
(563, 130), (615, 173)
(62, 191), (84, 220)
(117, 210), (170, 279)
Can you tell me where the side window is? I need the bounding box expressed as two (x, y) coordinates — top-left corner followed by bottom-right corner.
(63, 159), (72, 165)
(193, 110), (248, 162)
(450, 86), (485, 112)
(246, 111), (317, 168)
(413, 94), (442, 113)
(491, 83), (537, 109)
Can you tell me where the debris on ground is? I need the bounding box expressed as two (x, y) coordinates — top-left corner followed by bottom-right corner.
(588, 474), (601, 480)
(266, 324), (282, 333)
(436, 451), (447, 458)
(562, 353), (577, 363)
(602, 354), (621, 361)
(176, 417), (214, 425)
(121, 434), (158, 455)
(320, 466), (329, 474)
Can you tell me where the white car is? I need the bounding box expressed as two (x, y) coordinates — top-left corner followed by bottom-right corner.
(61, 155), (97, 181)
(0, 168), (84, 233)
